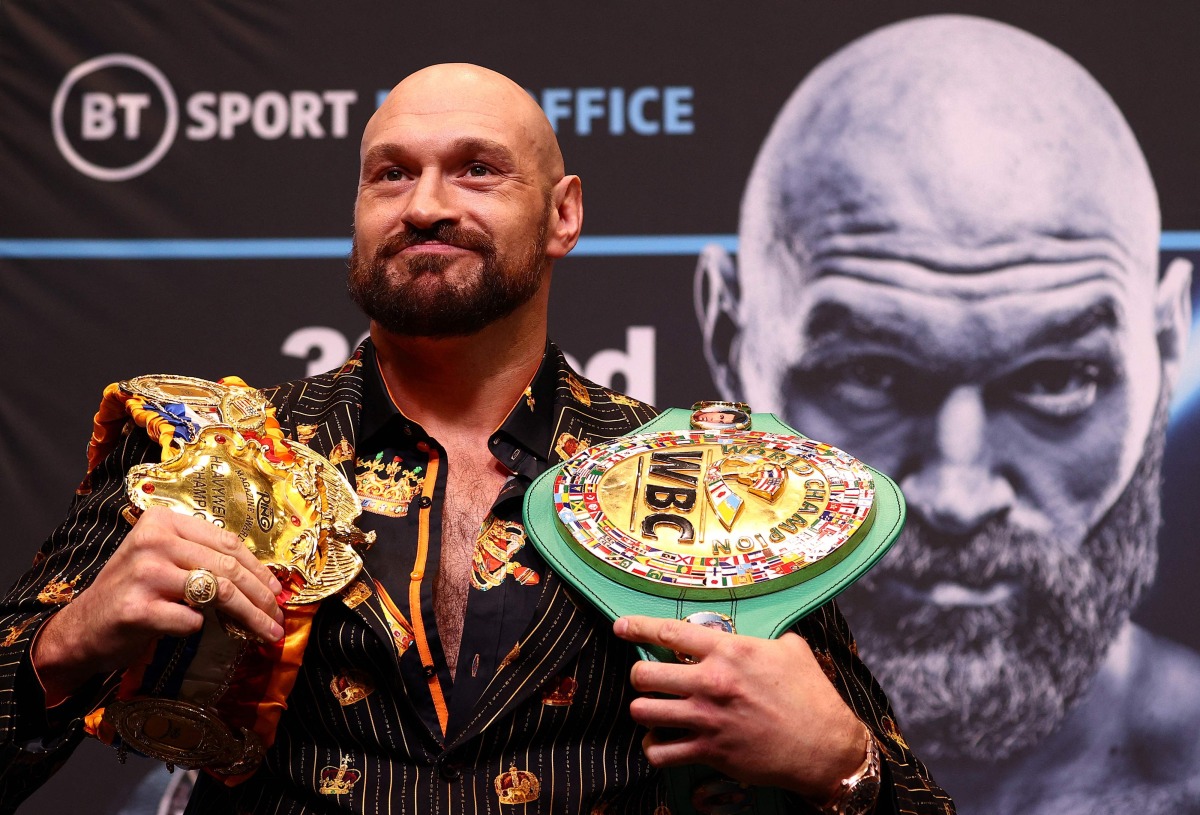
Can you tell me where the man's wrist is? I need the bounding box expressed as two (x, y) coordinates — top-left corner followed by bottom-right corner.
(814, 724), (882, 815)
(30, 607), (94, 706)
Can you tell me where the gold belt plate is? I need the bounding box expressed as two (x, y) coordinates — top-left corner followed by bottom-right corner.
(553, 430), (875, 599)
(126, 425), (367, 602)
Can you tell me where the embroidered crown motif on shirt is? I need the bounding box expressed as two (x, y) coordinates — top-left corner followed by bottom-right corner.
(37, 576), (78, 605)
(471, 517), (540, 591)
(495, 765), (541, 805)
(565, 372), (591, 406)
(329, 438), (354, 466)
(330, 669), (375, 706)
(319, 755), (361, 796)
(355, 453), (424, 517)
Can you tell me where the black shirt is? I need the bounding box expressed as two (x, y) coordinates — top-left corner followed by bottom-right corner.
(353, 341), (559, 741)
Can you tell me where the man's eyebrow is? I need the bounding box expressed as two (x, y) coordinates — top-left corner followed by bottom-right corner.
(805, 302), (913, 345)
(361, 138), (517, 171)
(1025, 300), (1119, 347)
(452, 137), (517, 164)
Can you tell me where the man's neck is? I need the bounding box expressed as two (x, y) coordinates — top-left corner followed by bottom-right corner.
(370, 306), (547, 442)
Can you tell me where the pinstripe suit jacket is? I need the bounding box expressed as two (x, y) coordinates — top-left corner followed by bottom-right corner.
(0, 342), (953, 814)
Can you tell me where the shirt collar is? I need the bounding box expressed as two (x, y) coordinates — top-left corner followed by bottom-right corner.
(357, 340), (560, 468)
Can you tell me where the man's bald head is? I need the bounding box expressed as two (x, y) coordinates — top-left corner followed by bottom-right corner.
(739, 15), (1159, 295)
(366, 63), (565, 187)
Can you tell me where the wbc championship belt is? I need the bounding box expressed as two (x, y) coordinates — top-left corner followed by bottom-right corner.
(79, 375), (373, 780)
(523, 403), (905, 815)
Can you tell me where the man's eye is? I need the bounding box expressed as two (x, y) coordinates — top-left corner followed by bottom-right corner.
(383, 168), (405, 182)
(1003, 359), (1106, 418)
(794, 356), (907, 413)
(466, 164), (490, 177)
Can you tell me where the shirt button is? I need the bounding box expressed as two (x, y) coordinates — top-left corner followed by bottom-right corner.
(439, 761), (462, 782)
(417, 495), (432, 509)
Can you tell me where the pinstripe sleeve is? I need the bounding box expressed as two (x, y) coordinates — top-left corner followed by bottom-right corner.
(793, 602), (956, 815)
(0, 424), (158, 809)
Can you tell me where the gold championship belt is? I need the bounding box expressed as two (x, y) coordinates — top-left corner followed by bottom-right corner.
(523, 403), (905, 815)
(81, 375), (372, 778)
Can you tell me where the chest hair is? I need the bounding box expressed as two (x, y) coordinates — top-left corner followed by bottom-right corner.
(436, 450), (507, 679)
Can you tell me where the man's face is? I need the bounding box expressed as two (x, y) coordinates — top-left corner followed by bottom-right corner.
(733, 223), (1169, 759)
(349, 74), (557, 337)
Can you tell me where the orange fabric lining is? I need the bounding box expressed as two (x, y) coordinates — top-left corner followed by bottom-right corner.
(407, 447), (449, 736)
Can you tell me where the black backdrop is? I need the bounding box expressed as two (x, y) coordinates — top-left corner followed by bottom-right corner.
(4, 2), (1200, 811)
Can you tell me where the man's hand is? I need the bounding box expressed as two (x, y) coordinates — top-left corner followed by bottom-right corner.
(32, 506), (285, 703)
(613, 615), (867, 801)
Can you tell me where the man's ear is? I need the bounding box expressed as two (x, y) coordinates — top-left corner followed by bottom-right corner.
(1157, 256), (1193, 393)
(545, 175), (583, 259)
(694, 244), (743, 401)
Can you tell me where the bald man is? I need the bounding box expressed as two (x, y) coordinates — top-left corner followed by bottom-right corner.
(698, 15), (1200, 814)
(1, 64), (950, 814)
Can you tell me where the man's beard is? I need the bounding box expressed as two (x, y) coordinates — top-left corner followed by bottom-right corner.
(347, 215), (548, 339)
(839, 397), (1166, 762)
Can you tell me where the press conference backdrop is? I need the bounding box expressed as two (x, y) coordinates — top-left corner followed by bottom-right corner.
(3, 3), (1200, 813)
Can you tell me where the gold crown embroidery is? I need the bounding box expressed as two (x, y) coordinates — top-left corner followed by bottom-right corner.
(319, 755), (361, 795)
(340, 578), (373, 609)
(37, 576), (78, 605)
(330, 669), (374, 706)
(541, 675), (578, 707)
(329, 438), (354, 466)
(554, 432), (590, 462)
(566, 373), (591, 406)
(471, 517), (539, 591)
(355, 454), (424, 517)
(495, 765), (541, 805)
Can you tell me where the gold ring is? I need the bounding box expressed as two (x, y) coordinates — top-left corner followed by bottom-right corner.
(183, 568), (219, 609)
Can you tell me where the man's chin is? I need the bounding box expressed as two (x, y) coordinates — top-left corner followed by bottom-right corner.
(862, 633), (1073, 761)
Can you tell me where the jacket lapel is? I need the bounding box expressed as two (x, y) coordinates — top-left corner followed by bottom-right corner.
(446, 570), (596, 748)
(447, 350), (658, 748)
(266, 346), (434, 724)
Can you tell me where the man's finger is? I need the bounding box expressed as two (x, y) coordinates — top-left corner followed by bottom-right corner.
(641, 729), (703, 768)
(627, 694), (702, 731)
(167, 540), (285, 631)
(628, 659), (698, 697)
(141, 507), (284, 597)
(613, 615), (727, 659)
(174, 567), (284, 642)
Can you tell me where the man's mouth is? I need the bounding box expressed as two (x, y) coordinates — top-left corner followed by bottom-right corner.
(926, 581), (1016, 607)
(879, 576), (1019, 608)
(397, 241), (468, 254)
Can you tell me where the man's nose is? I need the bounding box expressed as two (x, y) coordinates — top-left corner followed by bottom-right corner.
(401, 173), (455, 229)
(899, 385), (1016, 536)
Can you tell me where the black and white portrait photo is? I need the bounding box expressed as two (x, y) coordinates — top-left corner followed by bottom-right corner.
(697, 15), (1200, 813)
